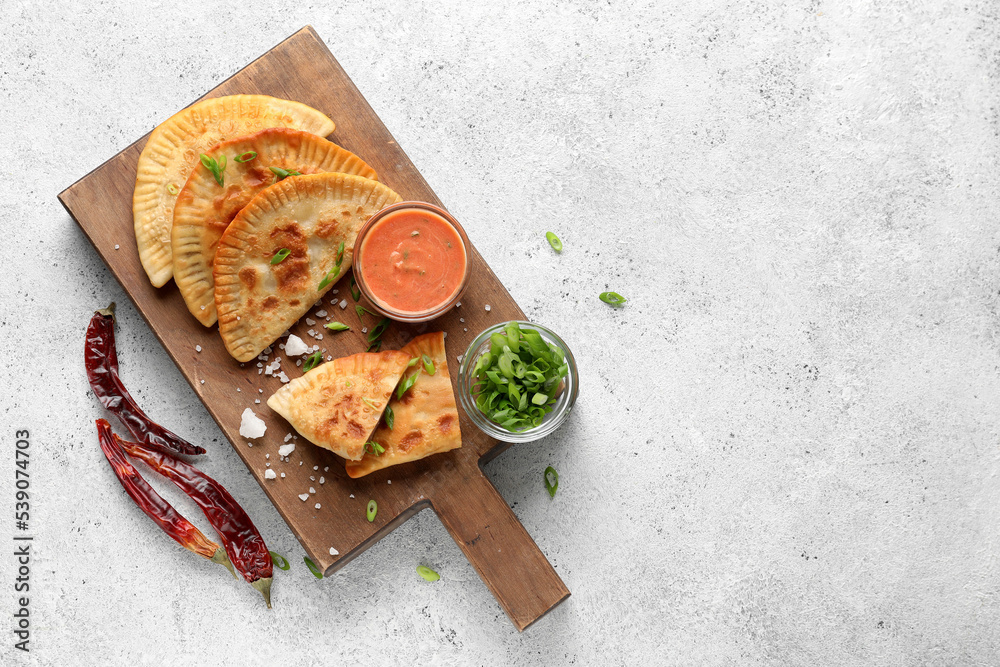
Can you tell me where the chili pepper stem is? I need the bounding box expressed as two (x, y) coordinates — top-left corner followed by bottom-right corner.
(211, 548), (237, 579)
(252, 577), (273, 610)
(96, 302), (116, 320)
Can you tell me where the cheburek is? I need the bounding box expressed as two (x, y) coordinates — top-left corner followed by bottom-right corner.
(346, 332), (462, 479)
(267, 351), (411, 461)
(214, 172), (401, 362)
(172, 128), (377, 327)
(134, 95), (335, 287)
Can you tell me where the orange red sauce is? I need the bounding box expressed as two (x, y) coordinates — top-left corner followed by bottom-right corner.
(358, 208), (467, 314)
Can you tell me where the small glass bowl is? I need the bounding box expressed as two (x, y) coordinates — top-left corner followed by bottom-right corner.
(353, 201), (473, 323)
(457, 321), (579, 443)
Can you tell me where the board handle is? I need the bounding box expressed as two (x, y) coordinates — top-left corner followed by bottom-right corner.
(431, 465), (570, 631)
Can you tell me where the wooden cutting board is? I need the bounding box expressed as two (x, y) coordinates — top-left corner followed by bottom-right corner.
(59, 26), (568, 632)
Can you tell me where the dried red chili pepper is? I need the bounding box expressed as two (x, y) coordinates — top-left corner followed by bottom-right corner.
(95, 419), (234, 576)
(86, 303), (205, 456)
(116, 436), (274, 608)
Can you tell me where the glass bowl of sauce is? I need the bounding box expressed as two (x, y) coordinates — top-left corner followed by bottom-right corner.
(353, 202), (472, 323)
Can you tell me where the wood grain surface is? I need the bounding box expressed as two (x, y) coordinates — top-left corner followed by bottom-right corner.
(58, 26), (568, 632)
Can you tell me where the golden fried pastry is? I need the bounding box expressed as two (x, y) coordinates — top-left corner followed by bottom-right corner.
(133, 95), (335, 287)
(172, 128), (377, 326)
(267, 351), (411, 461)
(213, 172), (401, 362)
(346, 332), (461, 478)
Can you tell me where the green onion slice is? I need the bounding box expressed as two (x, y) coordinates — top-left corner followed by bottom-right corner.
(407, 357), (419, 368)
(336, 240), (345, 266)
(349, 276), (361, 301)
(303, 351), (322, 372)
(234, 150), (257, 163)
(325, 322), (350, 332)
(356, 305), (377, 320)
(270, 248), (291, 265)
(396, 371), (420, 400)
(199, 153), (226, 186)
(269, 166), (302, 181)
(364, 440), (385, 457)
(318, 270), (338, 291)
(304, 556), (324, 579)
(544, 466), (559, 498)
(269, 551), (290, 571)
(545, 231), (563, 252)
(416, 565), (440, 582)
(384, 405), (394, 430)
(361, 397), (380, 411)
(166, 183), (179, 195)
(599, 291), (627, 306)
(366, 340), (383, 353)
(367, 499), (378, 522)
(368, 317), (391, 342)
(422, 354), (435, 376)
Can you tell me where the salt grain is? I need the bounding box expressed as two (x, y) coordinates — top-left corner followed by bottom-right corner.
(280, 473), (286, 478)
(329, 547), (339, 556)
(278, 443), (295, 457)
(319, 477), (325, 484)
(314, 503), (321, 509)
(306, 318), (316, 326)
(316, 310), (327, 317)
(485, 304), (491, 311)
(309, 487), (316, 494)
(195, 345), (202, 352)
(239, 409), (267, 438)
(264, 469), (277, 480)
(299, 494), (309, 502)
(339, 299), (348, 309)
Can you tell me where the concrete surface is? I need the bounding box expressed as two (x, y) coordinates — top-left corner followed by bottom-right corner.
(2, 1), (999, 665)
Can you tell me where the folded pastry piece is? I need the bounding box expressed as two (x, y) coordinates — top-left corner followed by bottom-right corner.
(267, 351), (411, 461)
(346, 332), (462, 479)
(134, 95), (335, 287)
(214, 172), (401, 362)
(173, 128), (378, 327)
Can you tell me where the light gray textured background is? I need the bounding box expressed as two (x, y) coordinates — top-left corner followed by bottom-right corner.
(2, 1), (999, 665)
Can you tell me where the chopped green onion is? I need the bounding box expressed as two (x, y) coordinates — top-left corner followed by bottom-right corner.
(325, 322), (350, 332)
(364, 440), (385, 457)
(269, 166), (302, 181)
(422, 354), (435, 376)
(166, 183), (179, 195)
(544, 466), (558, 498)
(416, 565), (440, 582)
(304, 556), (324, 579)
(366, 340), (383, 353)
(336, 240), (345, 266)
(270, 248), (291, 265)
(599, 291), (627, 306)
(396, 371), (420, 400)
(407, 357), (419, 368)
(318, 269), (339, 291)
(545, 231), (562, 252)
(361, 397), (380, 411)
(269, 551), (290, 571)
(368, 317), (390, 342)
(349, 276), (361, 301)
(468, 321), (569, 432)
(356, 305), (376, 320)
(384, 405), (394, 430)
(234, 150), (257, 163)
(199, 153), (226, 186)
(303, 351), (322, 372)
(367, 499), (378, 522)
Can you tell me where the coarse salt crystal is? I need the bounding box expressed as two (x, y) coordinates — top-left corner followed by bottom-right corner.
(200, 379), (205, 384)
(195, 345), (202, 352)
(236, 316), (240, 321)
(259, 389), (263, 393)
(254, 399), (260, 404)
(316, 310), (327, 317)
(201, 305), (205, 310)
(313, 465), (319, 470)
(306, 318), (316, 326)
(257, 362), (263, 368)
(284, 433), (293, 442)
(264, 469), (277, 480)
(324, 467), (329, 472)
(315, 503), (321, 509)
(115, 244), (120, 250)
(309, 487), (316, 494)
(387, 480), (392, 485)
(457, 354), (463, 363)
(239, 408), (267, 438)
(265, 454), (270, 459)
(339, 299), (348, 309)
(456, 301), (461, 307)
(278, 443), (295, 457)
(310, 476), (315, 481)
(485, 304), (491, 311)
(237, 388), (241, 392)
(329, 547), (339, 556)
(319, 477), (325, 484)
(280, 473), (286, 478)
(299, 494), (309, 502)
(464, 328), (468, 332)
(443, 331), (447, 338)
(299, 461), (303, 466)
(349, 494), (354, 498)
(278, 372), (290, 383)
(285, 334), (309, 356)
